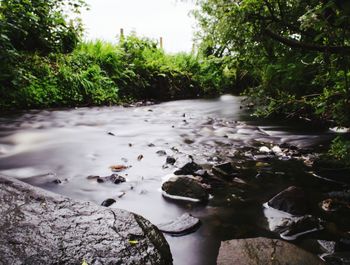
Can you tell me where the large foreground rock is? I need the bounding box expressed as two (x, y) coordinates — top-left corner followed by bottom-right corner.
(0, 175), (172, 265)
(217, 237), (325, 265)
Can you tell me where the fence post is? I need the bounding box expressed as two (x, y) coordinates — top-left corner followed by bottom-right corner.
(160, 37), (163, 49)
(120, 28), (124, 42)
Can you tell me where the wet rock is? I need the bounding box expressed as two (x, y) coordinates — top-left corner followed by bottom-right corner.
(156, 150), (167, 156)
(259, 146), (271, 153)
(267, 186), (310, 215)
(162, 176), (209, 202)
(97, 174), (126, 184)
(157, 213), (200, 236)
(52, 179), (62, 184)
(217, 237), (325, 265)
(87, 175), (99, 180)
(166, 156), (176, 165)
(174, 162), (202, 176)
(322, 252), (350, 265)
(320, 190), (350, 212)
(212, 162), (239, 179)
(101, 198), (116, 207)
(279, 216), (323, 240)
(272, 145), (283, 155)
(0, 175), (173, 265)
(318, 240), (336, 253)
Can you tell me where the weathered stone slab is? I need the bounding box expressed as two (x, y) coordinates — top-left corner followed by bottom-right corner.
(217, 237), (325, 265)
(157, 213), (200, 236)
(0, 175), (172, 265)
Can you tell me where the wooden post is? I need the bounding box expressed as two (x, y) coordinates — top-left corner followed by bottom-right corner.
(120, 28), (124, 42)
(160, 37), (163, 49)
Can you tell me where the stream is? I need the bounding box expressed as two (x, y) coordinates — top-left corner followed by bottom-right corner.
(0, 95), (349, 265)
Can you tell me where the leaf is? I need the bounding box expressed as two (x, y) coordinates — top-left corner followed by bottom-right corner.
(110, 165), (128, 172)
(128, 240), (138, 245)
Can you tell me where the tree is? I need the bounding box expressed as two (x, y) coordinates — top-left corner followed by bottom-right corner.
(194, 0), (350, 126)
(0, 0), (85, 54)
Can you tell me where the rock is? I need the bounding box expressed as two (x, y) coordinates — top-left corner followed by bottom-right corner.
(87, 175), (99, 180)
(318, 240), (336, 253)
(321, 252), (350, 265)
(101, 198), (116, 207)
(162, 176), (209, 202)
(272, 145), (283, 155)
(279, 216), (323, 240)
(217, 237), (325, 265)
(212, 162), (239, 179)
(267, 186), (310, 215)
(166, 156), (176, 165)
(157, 213), (200, 235)
(52, 179), (62, 184)
(259, 146), (271, 153)
(156, 150), (167, 156)
(97, 174), (126, 184)
(174, 162), (202, 176)
(0, 175), (173, 265)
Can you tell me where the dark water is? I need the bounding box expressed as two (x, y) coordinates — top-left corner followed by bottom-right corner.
(0, 95), (347, 264)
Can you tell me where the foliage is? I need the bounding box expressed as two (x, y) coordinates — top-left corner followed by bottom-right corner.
(328, 136), (350, 165)
(0, 0), (84, 54)
(194, 0), (350, 158)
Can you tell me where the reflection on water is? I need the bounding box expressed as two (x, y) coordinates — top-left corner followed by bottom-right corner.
(0, 95), (335, 265)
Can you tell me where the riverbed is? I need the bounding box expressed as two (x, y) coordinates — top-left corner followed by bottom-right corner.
(0, 95), (348, 264)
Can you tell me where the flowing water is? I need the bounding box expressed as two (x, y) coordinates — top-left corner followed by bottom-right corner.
(0, 95), (348, 264)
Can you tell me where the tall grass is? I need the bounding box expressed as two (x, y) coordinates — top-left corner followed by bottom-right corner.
(0, 35), (238, 110)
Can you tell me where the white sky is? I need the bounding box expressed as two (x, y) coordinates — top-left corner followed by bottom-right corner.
(80, 0), (197, 53)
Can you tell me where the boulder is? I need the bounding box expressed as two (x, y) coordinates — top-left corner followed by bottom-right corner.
(217, 237), (325, 265)
(0, 175), (172, 265)
(162, 176), (209, 202)
(267, 186), (309, 215)
(157, 213), (200, 236)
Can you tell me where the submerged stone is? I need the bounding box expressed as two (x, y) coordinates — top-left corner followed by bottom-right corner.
(157, 213), (200, 236)
(97, 174), (126, 184)
(101, 198), (116, 207)
(166, 156), (176, 165)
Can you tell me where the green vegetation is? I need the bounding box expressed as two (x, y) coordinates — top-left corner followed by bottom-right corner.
(0, 0), (237, 110)
(194, 0), (350, 161)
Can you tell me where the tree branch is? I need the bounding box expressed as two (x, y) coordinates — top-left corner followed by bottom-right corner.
(264, 28), (350, 54)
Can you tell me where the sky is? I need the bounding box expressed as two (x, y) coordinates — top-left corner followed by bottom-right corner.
(80, 0), (197, 53)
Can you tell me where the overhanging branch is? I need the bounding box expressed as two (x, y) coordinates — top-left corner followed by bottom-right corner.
(264, 28), (350, 54)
